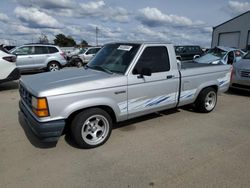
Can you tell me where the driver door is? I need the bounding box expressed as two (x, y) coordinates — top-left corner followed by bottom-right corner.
(127, 45), (179, 119)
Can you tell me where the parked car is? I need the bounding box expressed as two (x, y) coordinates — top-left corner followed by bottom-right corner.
(0, 47), (20, 84)
(19, 42), (231, 148)
(10, 44), (67, 72)
(78, 47), (101, 63)
(230, 51), (250, 91)
(195, 46), (245, 65)
(175, 45), (204, 61)
(67, 47), (101, 67)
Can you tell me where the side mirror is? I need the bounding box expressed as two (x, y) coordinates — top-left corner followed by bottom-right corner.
(138, 68), (152, 78)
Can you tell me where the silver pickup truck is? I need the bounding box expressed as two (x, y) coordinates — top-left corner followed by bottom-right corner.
(19, 42), (232, 148)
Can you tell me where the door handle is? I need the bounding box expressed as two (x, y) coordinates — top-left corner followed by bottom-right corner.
(166, 75), (174, 79)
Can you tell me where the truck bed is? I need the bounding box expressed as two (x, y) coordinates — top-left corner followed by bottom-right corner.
(181, 61), (219, 69)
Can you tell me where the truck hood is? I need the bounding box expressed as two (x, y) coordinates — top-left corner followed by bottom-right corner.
(20, 68), (126, 97)
(195, 54), (221, 64)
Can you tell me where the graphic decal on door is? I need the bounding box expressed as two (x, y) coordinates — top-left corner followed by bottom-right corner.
(118, 93), (177, 113)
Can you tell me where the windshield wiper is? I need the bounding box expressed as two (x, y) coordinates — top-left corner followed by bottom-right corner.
(86, 65), (113, 74)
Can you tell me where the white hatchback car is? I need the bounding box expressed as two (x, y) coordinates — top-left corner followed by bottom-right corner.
(0, 47), (20, 83)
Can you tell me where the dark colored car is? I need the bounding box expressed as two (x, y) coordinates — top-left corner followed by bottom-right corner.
(175, 45), (204, 61)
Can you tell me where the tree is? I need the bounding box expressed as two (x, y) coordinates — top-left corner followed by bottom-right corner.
(80, 39), (88, 47)
(54, 34), (76, 47)
(38, 33), (49, 44)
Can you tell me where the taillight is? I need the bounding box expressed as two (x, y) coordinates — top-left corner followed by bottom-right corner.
(230, 67), (234, 81)
(3, 56), (16, 63)
(60, 52), (66, 60)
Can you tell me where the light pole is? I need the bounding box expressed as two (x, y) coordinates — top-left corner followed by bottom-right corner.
(96, 27), (98, 46)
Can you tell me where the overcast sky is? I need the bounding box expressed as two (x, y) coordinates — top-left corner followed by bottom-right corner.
(0, 0), (249, 47)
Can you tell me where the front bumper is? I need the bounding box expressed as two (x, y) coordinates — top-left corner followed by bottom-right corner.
(231, 77), (250, 91)
(19, 101), (65, 142)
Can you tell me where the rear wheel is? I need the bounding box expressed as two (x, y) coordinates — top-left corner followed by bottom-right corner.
(194, 87), (217, 113)
(75, 60), (83, 68)
(71, 108), (113, 149)
(47, 62), (60, 72)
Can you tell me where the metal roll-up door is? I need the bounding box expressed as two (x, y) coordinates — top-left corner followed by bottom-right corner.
(218, 32), (240, 48)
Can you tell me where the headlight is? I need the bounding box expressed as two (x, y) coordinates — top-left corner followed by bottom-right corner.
(31, 96), (49, 117)
(211, 60), (220, 64)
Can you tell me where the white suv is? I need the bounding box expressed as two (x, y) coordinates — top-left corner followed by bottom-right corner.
(0, 47), (20, 83)
(79, 47), (101, 63)
(10, 44), (67, 72)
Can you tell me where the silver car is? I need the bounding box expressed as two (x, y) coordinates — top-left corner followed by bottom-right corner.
(231, 52), (250, 91)
(195, 46), (245, 65)
(11, 44), (67, 72)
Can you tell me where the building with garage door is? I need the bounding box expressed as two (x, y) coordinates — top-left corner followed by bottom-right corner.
(211, 11), (250, 51)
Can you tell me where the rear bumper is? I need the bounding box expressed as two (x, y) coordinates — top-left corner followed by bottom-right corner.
(19, 101), (65, 142)
(0, 68), (20, 83)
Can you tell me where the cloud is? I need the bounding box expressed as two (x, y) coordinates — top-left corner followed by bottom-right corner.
(0, 12), (9, 22)
(224, 1), (250, 16)
(80, 0), (105, 14)
(79, 0), (130, 22)
(137, 7), (203, 27)
(10, 24), (40, 35)
(14, 6), (62, 28)
(16, 0), (75, 9)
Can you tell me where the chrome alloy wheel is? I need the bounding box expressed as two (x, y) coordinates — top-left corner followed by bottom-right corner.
(49, 63), (60, 71)
(81, 115), (109, 145)
(204, 91), (217, 111)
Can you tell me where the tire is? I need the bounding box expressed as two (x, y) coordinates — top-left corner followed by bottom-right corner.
(71, 108), (113, 149)
(75, 60), (83, 68)
(194, 87), (217, 113)
(47, 62), (60, 72)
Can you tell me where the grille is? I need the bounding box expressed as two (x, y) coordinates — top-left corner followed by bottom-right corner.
(19, 84), (32, 108)
(240, 70), (250, 78)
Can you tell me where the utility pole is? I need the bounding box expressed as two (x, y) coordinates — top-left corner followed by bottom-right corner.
(96, 27), (98, 46)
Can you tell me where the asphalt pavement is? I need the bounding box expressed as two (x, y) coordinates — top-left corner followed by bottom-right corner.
(0, 81), (250, 188)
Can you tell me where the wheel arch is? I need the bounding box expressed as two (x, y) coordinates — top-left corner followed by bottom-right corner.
(65, 105), (117, 129)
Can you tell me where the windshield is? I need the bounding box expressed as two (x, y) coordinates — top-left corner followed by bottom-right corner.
(206, 47), (227, 58)
(79, 48), (87, 54)
(87, 43), (140, 74)
(243, 52), (250, 59)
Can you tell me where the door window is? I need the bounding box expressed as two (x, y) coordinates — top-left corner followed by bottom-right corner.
(133, 46), (170, 74)
(14, 46), (32, 55)
(48, 47), (59, 54)
(34, 46), (49, 54)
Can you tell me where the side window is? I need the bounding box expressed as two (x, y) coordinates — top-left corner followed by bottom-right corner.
(133, 46), (170, 74)
(86, 49), (95, 55)
(34, 46), (49, 54)
(14, 46), (32, 55)
(95, 48), (101, 53)
(48, 47), (59, 54)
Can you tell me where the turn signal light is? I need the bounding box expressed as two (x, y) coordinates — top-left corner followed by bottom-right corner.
(32, 97), (49, 117)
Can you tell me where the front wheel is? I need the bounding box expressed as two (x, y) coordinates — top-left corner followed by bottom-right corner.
(47, 62), (60, 72)
(71, 108), (113, 149)
(194, 87), (217, 113)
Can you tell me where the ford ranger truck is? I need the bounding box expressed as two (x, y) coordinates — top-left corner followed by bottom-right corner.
(19, 42), (232, 148)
